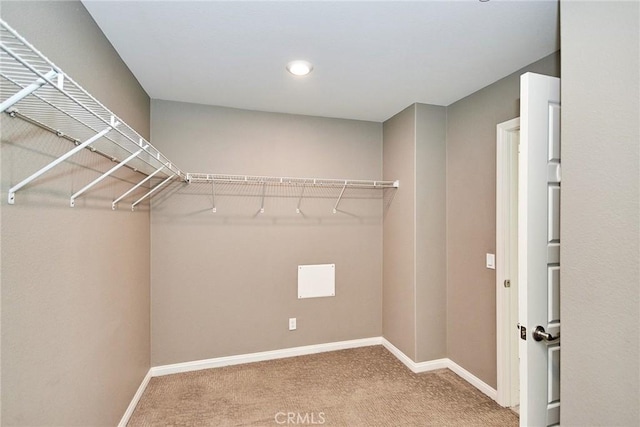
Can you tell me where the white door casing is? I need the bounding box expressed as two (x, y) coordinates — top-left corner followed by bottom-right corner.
(496, 118), (520, 408)
(518, 72), (561, 426)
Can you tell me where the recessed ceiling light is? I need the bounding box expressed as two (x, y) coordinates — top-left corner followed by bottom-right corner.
(286, 60), (313, 76)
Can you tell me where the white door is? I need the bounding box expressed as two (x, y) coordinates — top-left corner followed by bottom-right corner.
(518, 72), (561, 426)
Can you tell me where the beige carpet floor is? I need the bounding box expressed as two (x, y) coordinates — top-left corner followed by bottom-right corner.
(129, 346), (518, 426)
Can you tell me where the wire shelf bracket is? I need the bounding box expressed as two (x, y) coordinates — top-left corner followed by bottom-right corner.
(131, 175), (174, 211)
(112, 164), (167, 210)
(296, 186), (305, 214)
(211, 180), (217, 213)
(0, 68), (57, 113)
(333, 183), (347, 214)
(8, 124), (116, 204)
(259, 181), (266, 214)
(70, 146), (147, 207)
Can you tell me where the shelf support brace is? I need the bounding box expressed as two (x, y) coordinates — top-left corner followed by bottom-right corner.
(296, 185), (305, 214)
(8, 125), (115, 204)
(333, 182), (347, 214)
(112, 165), (166, 210)
(212, 181), (217, 213)
(259, 181), (266, 214)
(131, 175), (174, 211)
(70, 147), (146, 207)
(0, 69), (57, 113)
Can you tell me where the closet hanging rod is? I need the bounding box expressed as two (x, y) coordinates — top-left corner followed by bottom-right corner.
(186, 173), (400, 189)
(3, 103), (175, 179)
(1, 73), (180, 180)
(4, 109), (147, 175)
(0, 45), (145, 161)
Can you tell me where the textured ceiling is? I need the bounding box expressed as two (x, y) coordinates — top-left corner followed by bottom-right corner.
(83, 0), (559, 122)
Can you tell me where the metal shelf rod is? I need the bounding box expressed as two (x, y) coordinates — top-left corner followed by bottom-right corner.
(1, 93), (174, 177)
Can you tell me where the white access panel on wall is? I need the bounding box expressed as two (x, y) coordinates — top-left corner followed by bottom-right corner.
(298, 264), (335, 299)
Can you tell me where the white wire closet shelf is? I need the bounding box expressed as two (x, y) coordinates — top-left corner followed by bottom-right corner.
(0, 19), (399, 212)
(187, 174), (399, 214)
(187, 173), (399, 189)
(0, 19), (185, 208)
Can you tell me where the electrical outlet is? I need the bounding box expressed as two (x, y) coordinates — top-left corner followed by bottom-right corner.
(289, 318), (297, 331)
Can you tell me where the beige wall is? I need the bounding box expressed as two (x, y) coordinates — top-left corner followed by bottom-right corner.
(1, 1), (151, 425)
(382, 103), (447, 362)
(150, 100), (383, 365)
(446, 52), (560, 388)
(415, 104), (447, 362)
(382, 105), (417, 358)
(560, 2), (639, 425)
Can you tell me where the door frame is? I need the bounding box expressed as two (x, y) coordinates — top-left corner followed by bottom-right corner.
(496, 117), (520, 408)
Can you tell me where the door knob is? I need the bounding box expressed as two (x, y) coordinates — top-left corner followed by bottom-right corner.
(532, 326), (560, 343)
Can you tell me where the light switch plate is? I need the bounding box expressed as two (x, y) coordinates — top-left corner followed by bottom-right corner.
(486, 253), (496, 269)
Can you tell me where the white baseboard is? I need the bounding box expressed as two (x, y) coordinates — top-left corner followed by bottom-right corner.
(118, 369), (151, 427)
(381, 338), (497, 401)
(381, 338), (449, 373)
(150, 337), (383, 377)
(122, 336), (497, 424)
(447, 359), (498, 401)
